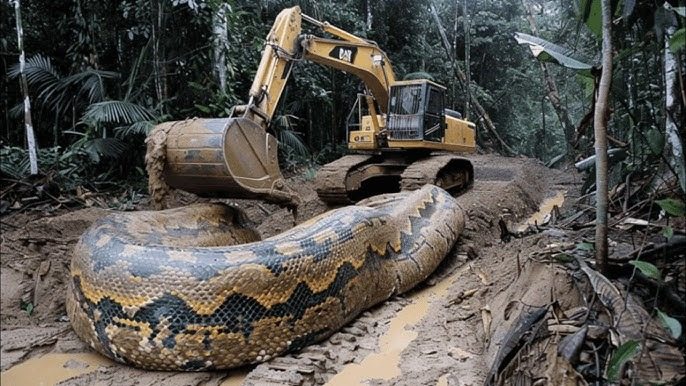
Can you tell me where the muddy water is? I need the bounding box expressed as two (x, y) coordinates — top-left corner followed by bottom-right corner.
(0, 352), (111, 386)
(326, 264), (472, 386)
(219, 368), (252, 386)
(516, 190), (565, 232)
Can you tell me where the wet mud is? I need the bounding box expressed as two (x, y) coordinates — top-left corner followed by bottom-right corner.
(1, 154), (575, 386)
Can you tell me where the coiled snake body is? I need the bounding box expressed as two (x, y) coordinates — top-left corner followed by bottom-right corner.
(67, 185), (464, 370)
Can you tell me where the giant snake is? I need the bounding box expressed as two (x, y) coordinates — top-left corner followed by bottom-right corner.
(66, 185), (464, 370)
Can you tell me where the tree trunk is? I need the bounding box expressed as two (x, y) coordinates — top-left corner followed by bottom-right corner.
(524, 3), (575, 160)
(13, 0), (38, 175)
(540, 95), (546, 158)
(212, 3), (230, 93)
(463, 0), (470, 120)
(594, 0), (613, 273)
(428, 0), (517, 155)
(663, 24), (686, 193)
(451, 0), (458, 106)
(151, 0), (167, 104)
(365, 0), (372, 32)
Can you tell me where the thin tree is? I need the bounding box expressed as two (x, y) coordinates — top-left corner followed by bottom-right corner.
(594, 0), (613, 273)
(12, 0), (38, 175)
(663, 11), (686, 194)
(212, 3), (230, 93)
(151, 0), (167, 105)
(462, 0), (470, 120)
(428, 0), (517, 155)
(366, 0), (373, 32)
(523, 1), (576, 160)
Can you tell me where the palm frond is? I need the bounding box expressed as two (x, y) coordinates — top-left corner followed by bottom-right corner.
(61, 70), (119, 104)
(278, 128), (310, 158)
(8, 103), (23, 119)
(33, 69), (118, 117)
(273, 115), (308, 157)
(271, 114), (309, 158)
(8, 54), (61, 88)
(114, 121), (155, 138)
(0, 147), (31, 179)
(82, 100), (156, 125)
(75, 137), (128, 163)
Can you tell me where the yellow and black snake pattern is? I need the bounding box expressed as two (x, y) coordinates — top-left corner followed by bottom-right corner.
(66, 185), (464, 371)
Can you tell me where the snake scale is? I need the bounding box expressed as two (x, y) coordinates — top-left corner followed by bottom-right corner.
(67, 185), (464, 370)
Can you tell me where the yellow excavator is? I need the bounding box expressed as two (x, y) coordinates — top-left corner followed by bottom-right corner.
(152, 6), (475, 208)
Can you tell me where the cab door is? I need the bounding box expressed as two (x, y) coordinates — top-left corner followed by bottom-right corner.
(423, 86), (445, 142)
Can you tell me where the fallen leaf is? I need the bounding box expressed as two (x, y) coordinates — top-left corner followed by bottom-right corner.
(448, 346), (473, 361)
(503, 300), (519, 321)
(481, 305), (492, 341)
(471, 265), (491, 285)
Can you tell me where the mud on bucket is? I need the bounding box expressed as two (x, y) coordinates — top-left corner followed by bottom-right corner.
(148, 117), (300, 207)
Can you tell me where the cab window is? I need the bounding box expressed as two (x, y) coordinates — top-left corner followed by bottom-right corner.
(426, 88), (443, 115)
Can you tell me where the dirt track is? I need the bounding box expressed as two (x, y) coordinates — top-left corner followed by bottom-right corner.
(0, 154), (578, 386)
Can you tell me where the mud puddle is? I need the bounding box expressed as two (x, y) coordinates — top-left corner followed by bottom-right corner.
(326, 264), (471, 386)
(219, 368), (252, 386)
(516, 190), (565, 232)
(0, 353), (111, 386)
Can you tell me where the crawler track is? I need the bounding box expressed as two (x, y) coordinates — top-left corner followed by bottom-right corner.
(314, 155), (373, 204)
(316, 153), (474, 205)
(400, 154), (473, 193)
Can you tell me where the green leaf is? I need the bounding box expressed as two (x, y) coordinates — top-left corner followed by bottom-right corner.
(114, 121), (155, 138)
(21, 302), (34, 316)
(195, 104), (211, 114)
(646, 128), (665, 155)
(664, 3), (686, 18)
(629, 260), (661, 280)
(669, 28), (685, 53)
(576, 241), (595, 251)
(656, 198), (686, 217)
(514, 33), (594, 77)
(657, 310), (682, 339)
(578, 0), (602, 37)
(577, 74), (595, 98)
(552, 253), (575, 263)
(607, 340), (641, 382)
(82, 101), (155, 125)
(662, 226), (674, 239)
(578, 0), (622, 37)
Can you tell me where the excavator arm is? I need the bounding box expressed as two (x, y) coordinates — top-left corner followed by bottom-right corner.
(246, 6), (395, 121)
(153, 6), (397, 208)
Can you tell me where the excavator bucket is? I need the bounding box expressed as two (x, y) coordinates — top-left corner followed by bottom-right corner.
(150, 117), (300, 207)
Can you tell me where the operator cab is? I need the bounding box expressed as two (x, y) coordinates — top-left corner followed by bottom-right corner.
(386, 80), (446, 142)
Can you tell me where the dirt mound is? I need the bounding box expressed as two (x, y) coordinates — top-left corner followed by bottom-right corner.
(1, 154), (574, 386)
(1, 208), (108, 329)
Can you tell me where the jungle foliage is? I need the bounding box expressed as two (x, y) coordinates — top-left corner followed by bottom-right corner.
(1, 0), (684, 201)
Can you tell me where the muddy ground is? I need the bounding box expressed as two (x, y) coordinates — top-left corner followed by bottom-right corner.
(1, 154), (678, 385)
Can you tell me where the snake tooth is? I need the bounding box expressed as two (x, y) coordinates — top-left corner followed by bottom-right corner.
(67, 185), (465, 370)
